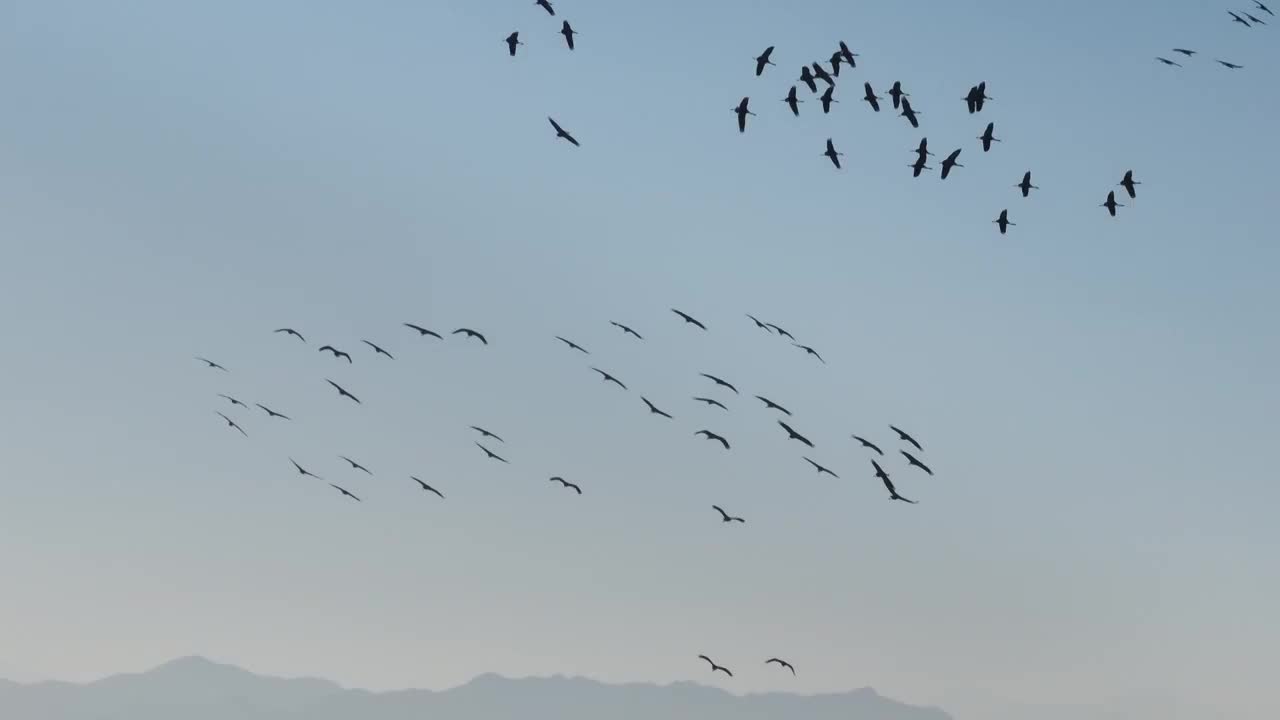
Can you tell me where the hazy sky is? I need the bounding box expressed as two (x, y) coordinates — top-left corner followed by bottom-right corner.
(1, 1), (1277, 719)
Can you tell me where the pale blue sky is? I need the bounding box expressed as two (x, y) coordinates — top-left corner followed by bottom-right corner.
(1, 1), (1277, 719)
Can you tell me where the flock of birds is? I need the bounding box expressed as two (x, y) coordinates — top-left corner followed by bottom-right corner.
(1155, 6), (1270, 68)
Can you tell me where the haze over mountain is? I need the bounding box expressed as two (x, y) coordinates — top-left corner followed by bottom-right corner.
(0, 656), (951, 720)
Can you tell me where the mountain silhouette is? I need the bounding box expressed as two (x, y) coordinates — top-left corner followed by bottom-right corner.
(0, 656), (953, 720)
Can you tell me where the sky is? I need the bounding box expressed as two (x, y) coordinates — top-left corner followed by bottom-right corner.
(0, 1), (1277, 719)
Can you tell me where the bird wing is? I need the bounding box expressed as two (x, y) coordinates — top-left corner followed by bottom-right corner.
(712, 505), (728, 519)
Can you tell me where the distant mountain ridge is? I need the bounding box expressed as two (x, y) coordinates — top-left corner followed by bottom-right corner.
(0, 655), (953, 720)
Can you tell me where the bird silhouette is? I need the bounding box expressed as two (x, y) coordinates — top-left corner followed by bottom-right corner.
(862, 82), (881, 112)
(1172, 48), (1197, 56)
(453, 328), (488, 344)
(782, 86), (803, 116)
(560, 21), (577, 49)
(536, 0), (555, 16)
(476, 442), (509, 463)
(290, 458), (323, 480)
(215, 411), (247, 436)
(698, 655), (733, 676)
(755, 46), (776, 76)
(940, 148), (963, 179)
(812, 62), (835, 87)
(471, 426), (504, 443)
(256, 403), (290, 420)
(829, 50), (843, 76)
(695, 397), (729, 410)
(794, 343), (825, 363)
(993, 209), (1015, 235)
(1016, 171), (1039, 197)
(823, 138), (843, 169)
(900, 97), (921, 128)
(412, 476), (445, 499)
(548, 117), (579, 146)
(218, 394), (247, 408)
(672, 308), (707, 330)
(712, 505), (744, 523)
(778, 420), (814, 447)
(1256, 1), (1274, 16)
(1102, 190), (1124, 217)
(362, 340), (394, 359)
(913, 137), (934, 159)
(274, 328), (306, 343)
(404, 323), (443, 339)
(329, 483), (362, 502)
(700, 373), (738, 394)
(799, 66), (818, 93)
(326, 379), (361, 404)
(888, 81), (908, 109)
(910, 156), (932, 178)
(340, 456), (372, 475)
(550, 476), (582, 494)
(889, 426), (922, 452)
(319, 345), (352, 363)
(1155, 56), (1183, 67)
(766, 323), (795, 340)
(766, 658), (796, 675)
(873, 460), (917, 504)
(505, 31), (522, 56)
(978, 122), (1001, 152)
(755, 395), (791, 416)
(591, 367), (627, 390)
(804, 457), (839, 478)
(642, 397), (673, 418)
(610, 321), (643, 339)
(1119, 170), (1140, 199)
(901, 450), (934, 476)
(555, 336), (589, 354)
(838, 40), (858, 66)
(746, 314), (772, 332)
(1246, 12), (1267, 24)
(819, 85), (838, 114)
(196, 357), (228, 371)
(1229, 10), (1252, 26)
(852, 435), (884, 455)
(965, 81), (992, 112)
(695, 430), (730, 450)
(733, 97), (755, 133)
(1216, 59), (1244, 69)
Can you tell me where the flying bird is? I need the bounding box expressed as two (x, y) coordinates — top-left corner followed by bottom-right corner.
(273, 328), (306, 343)
(965, 81), (992, 112)
(548, 117), (580, 146)
(901, 450), (934, 476)
(765, 323), (794, 340)
(256, 403), (290, 420)
(1173, 48), (1197, 56)
(733, 97), (755, 133)
(536, 0), (555, 16)
(196, 357), (228, 371)
(1255, 1), (1274, 16)
(900, 97), (921, 128)
(782, 85), (803, 116)
(890, 425), (923, 452)
(290, 458), (323, 480)
(452, 328), (488, 344)
(746, 314), (772, 332)
(838, 40), (858, 66)
(560, 20), (577, 49)
(698, 655), (733, 676)
(1229, 10), (1252, 26)
(404, 323), (443, 339)
(700, 373), (738, 394)
(823, 138), (843, 169)
(755, 395), (791, 416)
(695, 430), (730, 450)
(1155, 56), (1183, 67)
(910, 157), (932, 178)
(340, 456), (372, 475)
(1216, 59), (1244, 69)
(888, 81), (908, 109)
(1245, 12), (1267, 24)
(329, 483), (362, 502)
(804, 457), (839, 478)
(913, 137), (934, 158)
(851, 435), (884, 455)
(319, 345), (352, 363)
(794, 343), (824, 363)
(1101, 190), (1124, 217)
(811, 62), (835, 87)
(591, 367), (627, 389)
(978, 122), (1000, 152)
(672, 308), (707, 330)
(555, 336), (589, 354)
(642, 397), (673, 418)
(476, 442), (509, 463)
(993, 209), (1015, 235)
(362, 340), (394, 359)
(471, 426), (504, 443)
(862, 82), (881, 112)
(505, 31), (522, 56)
(940, 148), (963, 179)
(778, 420), (814, 448)
(712, 505), (744, 523)
(819, 85), (838, 113)
(1119, 170), (1140, 199)
(215, 411), (247, 437)
(873, 460), (918, 504)
(1016, 171), (1039, 197)
(766, 658), (796, 675)
(755, 46), (776, 76)
(610, 321), (643, 339)
(218, 394), (247, 408)
(411, 476), (445, 499)
(695, 397), (729, 410)
(550, 476), (582, 494)
(799, 66), (818, 93)
(829, 50), (843, 76)
(326, 379), (361, 404)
